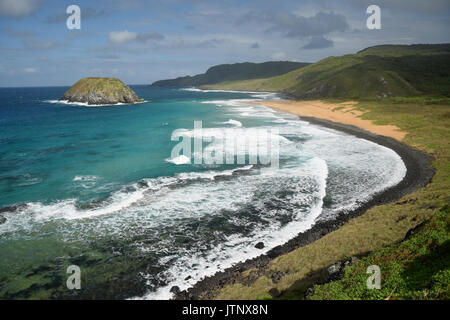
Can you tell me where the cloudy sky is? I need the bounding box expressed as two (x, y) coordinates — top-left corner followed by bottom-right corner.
(0, 0), (449, 87)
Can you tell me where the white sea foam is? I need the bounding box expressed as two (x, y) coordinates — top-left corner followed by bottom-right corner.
(45, 100), (148, 107)
(138, 157), (328, 300)
(165, 154), (191, 165)
(169, 125), (290, 161)
(73, 175), (99, 182)
(217, 119), (242, 127)
(180, 88), (277, 97)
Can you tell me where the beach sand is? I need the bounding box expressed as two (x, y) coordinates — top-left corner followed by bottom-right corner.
(253, 100), (407, 141)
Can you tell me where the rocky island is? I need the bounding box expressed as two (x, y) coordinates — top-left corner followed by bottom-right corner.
(60, 77), (144, 105)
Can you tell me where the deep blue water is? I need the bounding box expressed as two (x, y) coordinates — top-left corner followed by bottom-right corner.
(0, 86), (406, 299)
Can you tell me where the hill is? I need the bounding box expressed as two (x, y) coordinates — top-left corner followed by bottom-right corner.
(151, 61), (310, 87)
(201, 44), (450, 99)
(61, 77), (144, 105)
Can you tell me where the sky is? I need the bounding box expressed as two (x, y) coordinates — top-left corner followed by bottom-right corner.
(0, 0), (449, 87)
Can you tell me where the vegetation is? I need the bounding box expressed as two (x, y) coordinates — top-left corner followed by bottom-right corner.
(202, 44), (450, 99)
(213, 99), (450, 300)
(309, 206), (449, 300)
(151, 61), (310, 87)
(61, 77), (143, 105)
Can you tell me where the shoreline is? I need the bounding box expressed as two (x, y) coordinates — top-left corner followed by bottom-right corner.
(173, 99), (434, 300)
(254, 100), (407, 141)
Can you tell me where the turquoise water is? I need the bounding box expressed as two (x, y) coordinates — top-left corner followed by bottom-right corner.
(0, 86), (258, 208)
(0, 86), (406, 299)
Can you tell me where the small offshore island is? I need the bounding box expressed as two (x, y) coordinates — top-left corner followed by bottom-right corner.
(60, 77), (144, 105)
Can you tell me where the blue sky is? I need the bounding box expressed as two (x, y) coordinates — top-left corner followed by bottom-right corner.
(1, 0), (449, 87)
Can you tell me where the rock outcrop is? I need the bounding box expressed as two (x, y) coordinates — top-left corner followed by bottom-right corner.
(60, 77), (144, 105)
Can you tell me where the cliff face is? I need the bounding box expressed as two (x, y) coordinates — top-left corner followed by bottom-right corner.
(61, 77), (144, 105)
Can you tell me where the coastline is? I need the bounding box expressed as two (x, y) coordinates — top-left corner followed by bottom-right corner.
(173, 99), (434, 300)
(254, 100), (407, 141)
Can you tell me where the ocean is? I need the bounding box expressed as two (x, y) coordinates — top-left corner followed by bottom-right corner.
(0, 86), (406, 299)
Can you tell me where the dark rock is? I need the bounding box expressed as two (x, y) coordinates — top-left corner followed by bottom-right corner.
(403, 222), (426, 241)
(326, 262), (343, 282)
(350, 256), (358, 265)
(327, 262), (343, 275)
(0, 203), (28, 224)
(344, 256), (359, 267)
(137, 180), (149, 188)
(322, 195), (333, 207)
(170, 286), (180, 294)
(0, 203), (27, 214)
(184, 276), (192, 281)
(255, 242), (265, 249)
(268, 288), (281, 298)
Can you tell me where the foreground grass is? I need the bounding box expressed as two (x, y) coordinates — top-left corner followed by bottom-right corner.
(214, 100), (450, 300)
(309, 205), (449, 299)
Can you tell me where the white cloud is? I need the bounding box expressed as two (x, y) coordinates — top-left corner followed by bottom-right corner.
(24, 67), (37, 73)
(0, 0), (41, 18)
(109, 30), (165, 44)
(109, 30), (139, 44)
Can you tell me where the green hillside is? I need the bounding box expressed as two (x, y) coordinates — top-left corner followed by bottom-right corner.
(202, 44), (450, 99)
(151, 61), (310, 87)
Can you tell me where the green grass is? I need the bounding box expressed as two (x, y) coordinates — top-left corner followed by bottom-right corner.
(202, 44), (450, 100)
(152, 61), (310, 87)
(357, 44), (450, 57)
(309, 206), (449, 300)
(380, 96), (450, 105)
(212, 100), (450, 300)
(67, 77), (131, 95)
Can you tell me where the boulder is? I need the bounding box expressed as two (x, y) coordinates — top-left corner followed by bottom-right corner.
(268, 287), (281, 298)
(170, 286), (180, 294)
(255, 242), (265, 249)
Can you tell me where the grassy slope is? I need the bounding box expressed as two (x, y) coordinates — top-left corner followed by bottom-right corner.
(201, 44), (450, 99)
(309, 205), (449, 300)
(214, 100), (450, 300)
(151, 61), (310, 87)
(65, 77), (131, 95)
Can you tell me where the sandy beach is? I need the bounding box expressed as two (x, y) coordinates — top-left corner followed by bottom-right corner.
(253, 100), (407, 141)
